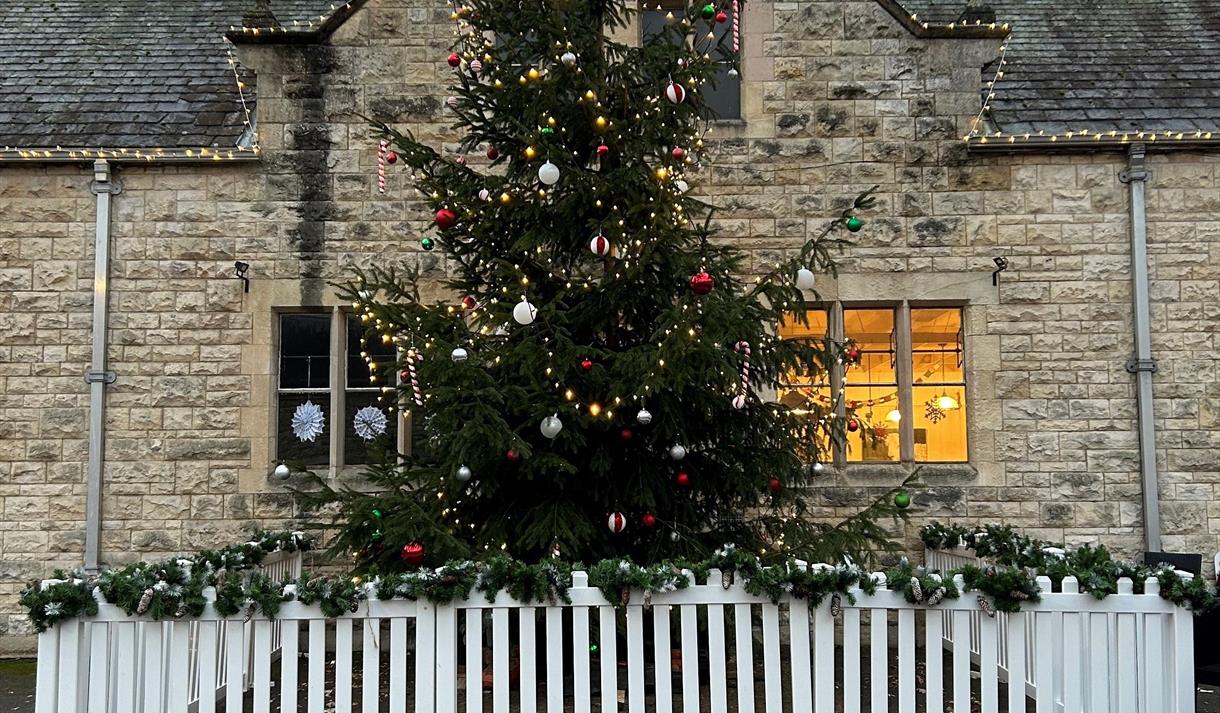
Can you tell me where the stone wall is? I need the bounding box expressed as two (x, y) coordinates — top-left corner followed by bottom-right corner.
(2, 0), (1219, 653)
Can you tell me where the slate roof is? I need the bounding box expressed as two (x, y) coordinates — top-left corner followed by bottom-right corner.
(0, 1), (336, 150)
(899, 0), (1220, 135)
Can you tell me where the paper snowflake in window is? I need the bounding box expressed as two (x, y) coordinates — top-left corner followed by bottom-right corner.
(291, 401), (326, 442)
(353, 406), (388, 441)
(924, 399), (946, 424)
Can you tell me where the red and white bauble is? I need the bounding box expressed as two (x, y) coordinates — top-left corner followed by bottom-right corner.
(469, 59), (483, 73)
(665, 81), (686, 105)
(590, 233), (612, 256)
(446, 96), (459, 108)
(607, 512), (627, 534)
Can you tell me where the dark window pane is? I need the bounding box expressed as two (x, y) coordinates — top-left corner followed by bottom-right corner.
(344, 391), (399, 465)
(280, 314), (330, 389)
(277, 393), (330, 466)
(347, 316), (396, 389)
(642, 9), (741, 120)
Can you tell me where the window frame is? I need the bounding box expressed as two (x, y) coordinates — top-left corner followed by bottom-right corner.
(274, 307), (409, 472)
(639, 0), (743, 122)
(785, 300), (969, 467)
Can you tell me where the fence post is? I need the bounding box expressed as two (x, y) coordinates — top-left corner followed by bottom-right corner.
(1032, 576), (1054, 713)
(1172, 592), (1196, 713)
(34, 626), (61, 713)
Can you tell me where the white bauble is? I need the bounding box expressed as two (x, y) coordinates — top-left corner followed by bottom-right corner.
(478, 188), (491, 201)
(636, 408), (653, 425)
(538, 161), (561, 186)
(273, 463), (291, 480)
(451, 347), (468, 363)
(456, 465), (472, 482)
(731, 394), (747, 410)
(674, 179), (690, 194)
(512, 299), (537, 325)
(560, 51), (577, 66)
(446, 95), (459, 108)
(540, 414), (563, 439)
(812, 461), (825, 474)
(795, 268), (816, 291)
(669, 444), (687, 461)
(727, 68), (739, 78)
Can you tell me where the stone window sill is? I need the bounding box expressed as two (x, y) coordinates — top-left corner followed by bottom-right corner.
(822, 462), (978, 483)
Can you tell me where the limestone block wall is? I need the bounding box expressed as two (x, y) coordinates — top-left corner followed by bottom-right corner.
(2, 0), (1220, 652)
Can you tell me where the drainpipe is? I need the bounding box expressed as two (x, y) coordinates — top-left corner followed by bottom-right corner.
(84, 160), (119, 573)
(1119, 143), (1161, 553)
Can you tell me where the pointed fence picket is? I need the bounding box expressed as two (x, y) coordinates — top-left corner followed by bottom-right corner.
(37, 563), (1195, 713)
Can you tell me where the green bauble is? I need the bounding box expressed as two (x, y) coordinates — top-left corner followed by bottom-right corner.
(893, 490), (911, 509)
(700, 3), (715, 18)
(540, 127), (555, 135)
(372, 508), (383, 519)
(370, 529), (383, 541)
(846, 216), (863, 232)
(421, 237), (436, 251)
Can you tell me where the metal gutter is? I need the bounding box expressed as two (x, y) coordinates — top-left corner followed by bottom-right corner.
(0, 149), (261, 164)
(1119, 144), (1161, 554)
(84, 160), (120, 573)
(967, 136), (1220, 154)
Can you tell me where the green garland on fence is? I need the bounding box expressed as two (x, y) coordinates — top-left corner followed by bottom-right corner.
(19, 530), (311, 632)
(24, 525), (1220, 631)
(920, 521), (1219, 614)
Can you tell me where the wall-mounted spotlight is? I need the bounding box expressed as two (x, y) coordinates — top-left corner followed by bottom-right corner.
(992, 256), (1009, 287)
(234, 261), (250, 293)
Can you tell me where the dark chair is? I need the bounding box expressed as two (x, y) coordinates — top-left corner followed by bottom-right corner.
(1143, 551), (1202, 575)
(1145, 552), (1220, 687)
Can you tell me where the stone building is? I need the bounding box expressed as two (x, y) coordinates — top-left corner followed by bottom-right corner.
(2, 0), (1219, 654)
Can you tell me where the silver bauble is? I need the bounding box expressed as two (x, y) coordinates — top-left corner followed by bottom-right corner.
(636, 408), (653, 425)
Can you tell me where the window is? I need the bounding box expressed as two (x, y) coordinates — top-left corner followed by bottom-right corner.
(779, 304), (968, 464)
(276, 312), (401, 468)
(641, 1), (742, 120)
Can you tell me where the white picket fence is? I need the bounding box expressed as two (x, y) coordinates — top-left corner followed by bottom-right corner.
(35, 565), (1195, 713)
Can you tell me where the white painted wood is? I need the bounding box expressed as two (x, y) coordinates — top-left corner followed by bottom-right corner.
(706, 598), (729, 713)
(1173, 604), (1195, 713)
(1142, 579), (1165, 713)
(1115, 579), (1137, 713)
(655, 605), (674, 713)
(546, 606), (565, 713)
(626, 605), (646, 713)
(465, 609), (482, 713)
(870, 608), (887, 713)
(389, 618), (407, 713)
(733, 605), (754, 713)
(253, 620), (272, 713)
(35, 627), (59, 713)
(951, 610), (970, 713)
(436, 604), (458, 713)
(760, 601), (781, 713)
(335, 618), (353, 713)
(682, 603), (701, 713)
(812, 596), (834, 713)
(307, 620), (325, 713)
(1006, 612), (1026, 713)
(571, 605), (590, 713)
(599, 605), (618, 713)
(416, 605), (437, 712)
(86, 623), (109, 713)
(897, 608), (915, 713)
(1033, 579), (1054, 713)
(1088, 612), (1109, 712)
(168, 621), (191, 713)
(842, 607), (861, 713)
(979, 610), (997, 713)
(54, 619), (82, 713)
(519, 609), (537, 713)
(281, 620), (299, 713)
(788, 595), (812, 712)
(924, 609), (943, 713)
(493, 608), (510, 713)
(143, 621), (165, 713)
(1060, 577), (1082, 713)
(362, 617), (379, 713)
(116, 623), (136, 713)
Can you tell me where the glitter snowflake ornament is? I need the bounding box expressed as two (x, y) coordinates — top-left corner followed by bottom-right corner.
(352, 406), (388, 441)
(924, 399), (947, 424)
(291, 401), (326, 442)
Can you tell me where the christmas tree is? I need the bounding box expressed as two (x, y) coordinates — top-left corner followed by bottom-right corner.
(306, 0), (910, 569)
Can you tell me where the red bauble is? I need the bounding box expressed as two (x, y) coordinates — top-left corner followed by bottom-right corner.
(689, 271), (714, 295)
(769, 477), (782, 493)
(486, 146), (499, 160)
(596, 144), (610, 157)
(581, 358), (593, 371)
(401, 541), (425, 567)
(435, 208), (458, 230)
(620, 428), (633, 442)
(676, 471), (691, 487)
(385, 151), (398, 164)
(506, 449), (520, 462)
(641, 513), (657, 528)
(671, 146), (685, 159)
(447, 53), (461, 67)
(846, 347), (861, 362)
(846, 418), (860, 433)
(462, 295), (478, 310)
(715, 10), (729, 22)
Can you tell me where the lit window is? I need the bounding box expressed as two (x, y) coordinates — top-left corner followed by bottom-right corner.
(779, 304), (968, 465)
(777, 309), (831, 462)
(641, 1), (742, 120)
(275, 312), (402, 469)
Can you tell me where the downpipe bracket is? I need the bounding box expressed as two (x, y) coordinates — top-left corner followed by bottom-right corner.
(1125, 358), (1157, 374)
(85, 370), (117, 385)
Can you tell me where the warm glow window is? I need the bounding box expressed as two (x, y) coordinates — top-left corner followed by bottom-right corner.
(779, 304), (968, 465)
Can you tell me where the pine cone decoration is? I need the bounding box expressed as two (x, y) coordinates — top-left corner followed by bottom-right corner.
(910, 577), (923, 602)
(722, 569), (734, 589)
(136, 588), (154, 615)
(977, 594), (996, 618)
(830, 592), (842, 617)
(1010, 590), (1030, 601)
(926, 587), (946, 606)
(642, 590), (653, 611)
(620, 587), (630, 607)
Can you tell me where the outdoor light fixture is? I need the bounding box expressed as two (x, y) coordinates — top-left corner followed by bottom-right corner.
(234, 260), (250, 292)
(992, 256), (1009, 286)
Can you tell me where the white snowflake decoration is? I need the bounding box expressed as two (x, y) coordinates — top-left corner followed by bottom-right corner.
(353, 406), (388, 441)
(291, 400), (326, 442)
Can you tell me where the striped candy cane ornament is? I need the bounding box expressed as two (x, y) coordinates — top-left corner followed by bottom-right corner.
(731, 0), (740, 52)
(377, 140), (388, 194)
(403, 348), (424, 407)
(731, 340), (750, 409)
